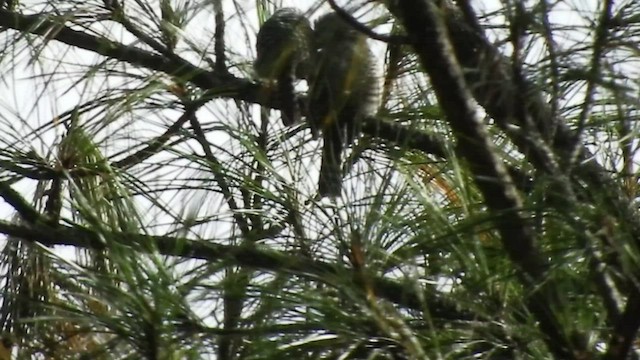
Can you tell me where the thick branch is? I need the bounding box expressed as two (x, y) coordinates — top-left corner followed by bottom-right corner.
(0, 181), (43, 223)
(389, 0), (543, 282)
(440, 2), (640, 237)
(0, 219), (473, 321)
(387, 1), (574, 358)
(362, 117), (447, 159)
(606, 289), (640, 360)
(0, 9), (264, 106)
(442, 4), (640, 346)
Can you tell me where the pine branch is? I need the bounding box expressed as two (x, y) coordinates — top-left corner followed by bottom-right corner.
(0, 218), (476, 322)
(386, 1), (575, 357)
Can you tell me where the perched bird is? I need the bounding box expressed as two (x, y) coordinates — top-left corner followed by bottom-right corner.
(308, 13), (379, 198)
(254, 7), (313, 126)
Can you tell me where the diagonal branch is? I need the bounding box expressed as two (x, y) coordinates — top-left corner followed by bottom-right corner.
(386, 1), (576, 358)
(325, 0), (408, 44)
(113, 106), (197, 170)
(0, 181), (43, 223)
(188, 113), (251, 235)
(571, 0), (614, 164)
(0, 9), (263, 106)
(439, 2), (640, 339)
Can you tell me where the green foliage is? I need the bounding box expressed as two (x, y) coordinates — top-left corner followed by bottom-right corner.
(0, 0), (639, 359)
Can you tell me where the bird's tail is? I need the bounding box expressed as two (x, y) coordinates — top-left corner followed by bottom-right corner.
(318, 124), (343, 198)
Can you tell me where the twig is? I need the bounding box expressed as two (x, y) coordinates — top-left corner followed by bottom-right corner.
(212, 0), (227, 74)
(188, 114), (251, 235)
(571, 0), (614, 166)
(113, 107), (198, 170)
(325, 0), (408, 44)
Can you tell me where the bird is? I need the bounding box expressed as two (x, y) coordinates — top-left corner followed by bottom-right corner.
(307, 12), (379, 198)
(254, 7), (313, 126)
